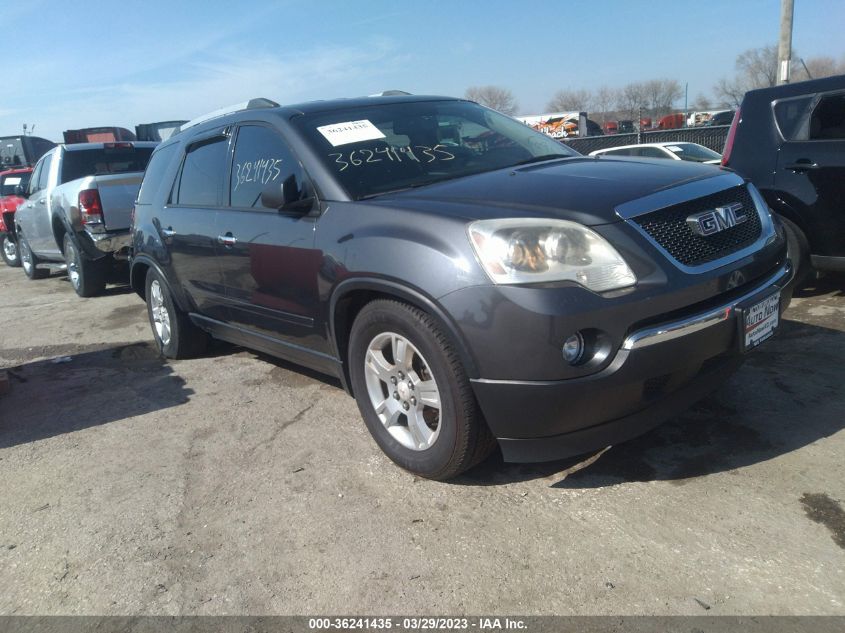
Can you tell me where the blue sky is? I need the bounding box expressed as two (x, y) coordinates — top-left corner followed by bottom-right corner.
(3, 0), (843, 141)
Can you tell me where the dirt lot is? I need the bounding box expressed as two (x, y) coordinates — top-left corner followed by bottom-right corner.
(0, 264), (843, 616)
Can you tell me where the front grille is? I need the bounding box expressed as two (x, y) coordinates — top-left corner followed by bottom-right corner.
(631, 185), (762, 267)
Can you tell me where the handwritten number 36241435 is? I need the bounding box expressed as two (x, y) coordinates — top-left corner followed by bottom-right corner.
(329, 144), (455, 172)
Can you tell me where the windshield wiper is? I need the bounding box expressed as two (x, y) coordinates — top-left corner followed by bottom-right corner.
(510, 154), (570, 167)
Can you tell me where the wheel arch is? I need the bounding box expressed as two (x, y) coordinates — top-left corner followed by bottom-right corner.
(130, 254), (191, 311)
(329, 278), (479, 396)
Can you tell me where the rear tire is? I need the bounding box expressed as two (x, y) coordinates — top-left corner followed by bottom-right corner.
(781, 215), (811, 288)
(18, 231), (49, 279)
(64, 233), (106, 297)
(1, 234), (20, 267)
(145, 268), (208, 359)
(348, 299), (495, 480)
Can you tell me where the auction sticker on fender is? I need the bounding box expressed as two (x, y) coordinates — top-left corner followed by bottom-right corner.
(741, 291), (780, 351)
(317, 120), (386, 147)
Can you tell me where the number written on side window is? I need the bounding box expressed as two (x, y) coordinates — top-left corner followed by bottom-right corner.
(230, 126), (304, 208)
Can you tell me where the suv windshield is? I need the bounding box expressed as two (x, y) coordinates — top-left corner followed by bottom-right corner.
(293, 100), (578, 199)
(61, 146), (155, 184)
(664, 143), (721, 162)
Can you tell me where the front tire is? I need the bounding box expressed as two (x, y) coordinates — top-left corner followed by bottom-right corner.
(63, 233), (106, 297)
(349, 300), (494, 480)
(145, 268), (208, 359)
(18, 232), (49, 279)
(781, 215), (811, 288)
(1, 234), (20, 267)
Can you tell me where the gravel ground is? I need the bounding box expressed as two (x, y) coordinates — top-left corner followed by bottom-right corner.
(0, 264), (843, 616)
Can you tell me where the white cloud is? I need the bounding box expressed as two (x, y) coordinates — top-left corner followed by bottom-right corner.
(1, 40), (409, 141)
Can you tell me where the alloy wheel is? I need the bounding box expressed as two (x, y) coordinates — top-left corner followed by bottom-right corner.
(149, 279), (172, 346)
(66, 241), (80, 289)
(363, 331), (442, 451)
(2, 237), (17, 264)
(20, 239), (33, 274)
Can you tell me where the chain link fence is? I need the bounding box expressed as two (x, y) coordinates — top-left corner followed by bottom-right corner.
(562, 125), (730, 155)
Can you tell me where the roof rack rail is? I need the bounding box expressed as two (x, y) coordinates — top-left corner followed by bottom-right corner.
(176, 97), (280, 134)
(368, 90), (412, 97)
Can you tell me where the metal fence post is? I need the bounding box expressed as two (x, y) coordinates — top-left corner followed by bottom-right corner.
(637, 107), (642, 145)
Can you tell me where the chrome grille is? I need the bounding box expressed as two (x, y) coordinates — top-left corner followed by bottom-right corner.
(631, 185), (762, 267)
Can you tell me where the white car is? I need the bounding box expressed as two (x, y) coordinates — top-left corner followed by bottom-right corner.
(589, 142), (722, 164)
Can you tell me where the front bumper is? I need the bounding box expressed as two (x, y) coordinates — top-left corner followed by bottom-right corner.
(470, 261), (792, 463)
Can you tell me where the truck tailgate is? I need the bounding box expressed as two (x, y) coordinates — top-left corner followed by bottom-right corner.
(95, 173), (142, 232)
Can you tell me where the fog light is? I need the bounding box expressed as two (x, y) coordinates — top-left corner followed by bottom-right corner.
(562, 332), (585, 364)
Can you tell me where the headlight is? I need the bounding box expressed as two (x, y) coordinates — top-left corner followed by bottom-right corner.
(467, 218), (637, 291)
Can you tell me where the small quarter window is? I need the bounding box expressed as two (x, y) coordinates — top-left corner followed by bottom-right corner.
(176, 136), (228, 206)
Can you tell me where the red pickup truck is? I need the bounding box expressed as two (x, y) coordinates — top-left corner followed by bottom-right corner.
(0, 167), (32, 266)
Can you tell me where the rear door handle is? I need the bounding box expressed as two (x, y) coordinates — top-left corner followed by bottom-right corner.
(38, 198), (46, 204)
(217, 233), (237, 247)
(161, 227), (175, 238)
(786, 160), (819, 172)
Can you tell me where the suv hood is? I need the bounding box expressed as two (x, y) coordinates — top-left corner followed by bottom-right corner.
(371, 156), (727, 225)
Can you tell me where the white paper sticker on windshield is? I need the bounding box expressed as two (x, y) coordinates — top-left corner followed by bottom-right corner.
(666, 145), (684, 152)
(317, 120), (386, 147)
(4, 177), (21, 185)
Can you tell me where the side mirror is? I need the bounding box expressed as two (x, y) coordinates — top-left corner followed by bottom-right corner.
(261, 173), (315, 213)
(14, 184), (26, 197)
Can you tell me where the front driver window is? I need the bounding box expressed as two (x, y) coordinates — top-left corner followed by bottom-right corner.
(230, 125), (304, 209)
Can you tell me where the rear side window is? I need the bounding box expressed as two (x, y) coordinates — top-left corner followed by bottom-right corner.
(810, 93), (845, 140)
(635, 147), (668, 158)
(137, 143), (178, 205)
(60, 146), (154, 184)
(229, 125), (303, 208)
(602, 148), (633, 156)
(175, 136), (228, 206)
(774, 96), (814, 141)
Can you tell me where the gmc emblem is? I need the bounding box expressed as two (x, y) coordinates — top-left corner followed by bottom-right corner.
(687, 202), (747, 237)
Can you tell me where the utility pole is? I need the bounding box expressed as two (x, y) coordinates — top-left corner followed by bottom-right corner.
(777, 0), (794, 85)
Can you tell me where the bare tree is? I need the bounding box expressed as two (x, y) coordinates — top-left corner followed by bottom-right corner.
(464, 86), (518, 115)
(714, 45), (780, 107)
(616, 82), (647, 120)
(692, 93), (712, 111)
(546, 89), (592, 113)
(642, 79), (683, 118)
(591, 86), (618, 123)
(794, 55), (845, 80)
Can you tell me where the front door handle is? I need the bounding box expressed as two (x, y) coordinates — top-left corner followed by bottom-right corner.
(217, 233), (237, 247)
(161, 227), (175, 238)
(786, 159), (819, 172)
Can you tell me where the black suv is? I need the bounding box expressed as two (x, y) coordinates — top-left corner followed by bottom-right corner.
(722, 74), (845, 282)
(131, 95), (790, 479)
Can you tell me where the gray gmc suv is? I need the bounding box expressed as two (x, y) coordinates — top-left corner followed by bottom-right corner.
(130, 95), (791, 479)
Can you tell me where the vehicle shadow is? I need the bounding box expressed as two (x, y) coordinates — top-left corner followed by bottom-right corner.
(793, 271), (845, 299)
(455, 317), (845, 488)
(0, 342), (193, 449)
